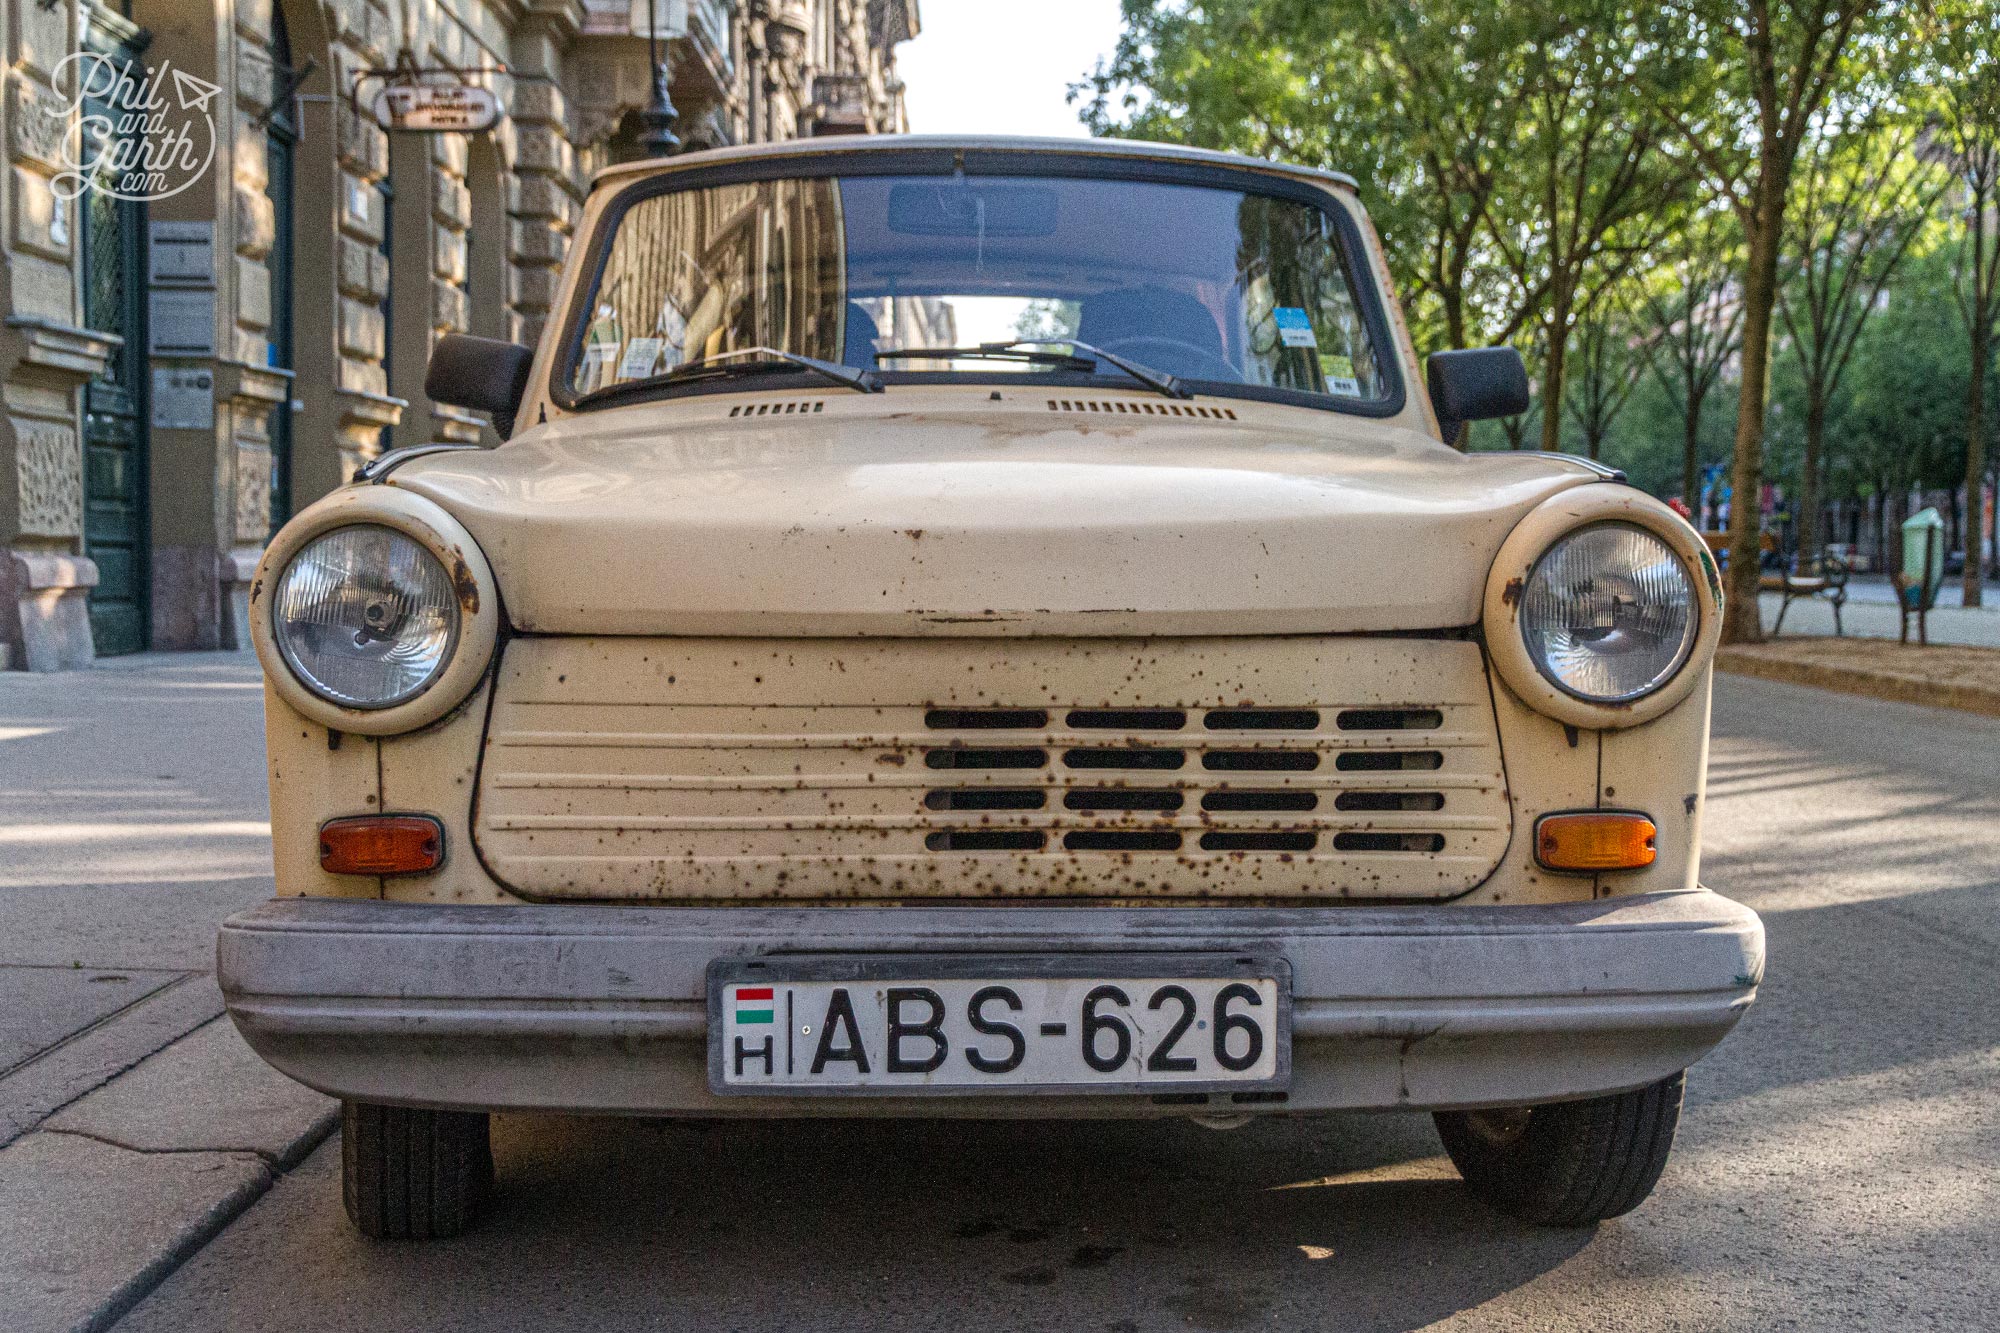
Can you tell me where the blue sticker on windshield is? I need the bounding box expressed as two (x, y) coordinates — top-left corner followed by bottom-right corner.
(1273, 307), (1319, 350)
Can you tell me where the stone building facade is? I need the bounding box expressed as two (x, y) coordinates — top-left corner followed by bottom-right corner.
(0, 0), (918, 669)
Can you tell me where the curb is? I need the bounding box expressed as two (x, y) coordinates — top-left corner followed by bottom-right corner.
(1715, 648), (2000, 719)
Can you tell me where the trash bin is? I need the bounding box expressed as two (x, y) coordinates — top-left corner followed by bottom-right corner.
(1901, 508), (1944, 607)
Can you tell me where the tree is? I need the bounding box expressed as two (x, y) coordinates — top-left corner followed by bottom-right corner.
(1644, 0), (1889, 641)
(1922, 0), (2000, 602)
(1475, 2), (1693, 451)
(1632, 208), (1745, 510)
(1565, 304), (1652, 459)
(1076, 1), (1542, 375)
(1777, 108), (1946, 563)
(1841, 255), (1974, 565)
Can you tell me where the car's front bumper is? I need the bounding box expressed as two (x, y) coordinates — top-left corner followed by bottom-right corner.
(217, 891), (1763, 1117)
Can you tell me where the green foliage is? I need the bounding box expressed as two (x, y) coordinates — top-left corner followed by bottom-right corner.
(1084, 0), (1985, 530)
(1826, 245), (2000, 495)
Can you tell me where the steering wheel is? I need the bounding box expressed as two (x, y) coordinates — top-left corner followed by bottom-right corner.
(1092, 336), (1236, 384)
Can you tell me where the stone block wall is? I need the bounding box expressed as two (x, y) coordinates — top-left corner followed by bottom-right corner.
(0, 0), (919, 667)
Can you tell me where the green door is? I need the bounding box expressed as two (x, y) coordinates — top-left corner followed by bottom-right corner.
(80, 46), (151, 656)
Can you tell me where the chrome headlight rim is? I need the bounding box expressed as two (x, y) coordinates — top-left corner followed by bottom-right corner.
(1521, 520), (1699, 705)
(251, 486), (499, 737)
(271, 523), (463, 711)
(1483, 487), (1721, 731)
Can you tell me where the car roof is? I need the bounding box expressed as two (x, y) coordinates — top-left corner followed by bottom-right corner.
(588, 134), (1360, 194)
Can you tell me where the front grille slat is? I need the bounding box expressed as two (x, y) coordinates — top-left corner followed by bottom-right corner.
(927, 830), (1047, 852)
(1063, 789), (1185, 812)
(1066, 708), (1187, 730)
(1203, 750), (1321, 772)
(926, 789), (1047, 811)
(1062, 747), (1187, 771)
(925, 747), (1047, 770)
(1065, 830), (1182, 852)
(1202, 790), (1319, 812)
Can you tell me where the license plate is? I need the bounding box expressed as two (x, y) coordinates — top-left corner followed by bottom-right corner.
(707, 955), (1290, 1095)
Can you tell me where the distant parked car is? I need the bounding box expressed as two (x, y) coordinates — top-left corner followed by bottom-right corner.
(219, 136), (1763, 1241)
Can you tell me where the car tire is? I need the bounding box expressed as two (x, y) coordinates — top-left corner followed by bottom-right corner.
(1433, 1071), (1684, 1227)
(341, 1100), (492, 1240)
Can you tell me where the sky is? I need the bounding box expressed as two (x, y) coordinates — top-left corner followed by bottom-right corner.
(895, 0), (1127, 139)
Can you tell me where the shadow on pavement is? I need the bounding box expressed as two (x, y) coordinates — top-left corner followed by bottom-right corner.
(122, 1107), (1598, 1333)
(453, 1111), (1589, 1332)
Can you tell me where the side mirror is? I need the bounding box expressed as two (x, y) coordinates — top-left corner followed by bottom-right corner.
(1426, 347), (1530, 442)
(426, 334), (534, 439)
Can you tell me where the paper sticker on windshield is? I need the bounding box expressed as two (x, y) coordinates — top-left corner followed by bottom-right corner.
(620, 337), (664, 381)
(1273, 307), (1319, 349)
(579, 341), (620, 389)
(1321, 352), (1361, 396)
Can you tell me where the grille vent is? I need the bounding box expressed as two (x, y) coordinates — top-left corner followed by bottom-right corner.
(1047, 399), (1237, 420)
(726, 400), (826, 418)
(918, 704), (1460, 860)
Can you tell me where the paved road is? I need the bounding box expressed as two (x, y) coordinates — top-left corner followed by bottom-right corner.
(108, 675), (2000, 1332)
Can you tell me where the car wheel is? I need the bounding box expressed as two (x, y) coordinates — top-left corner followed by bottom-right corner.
(1433, 1071), (1684, 1227)
(341, 1100), (492, 1240)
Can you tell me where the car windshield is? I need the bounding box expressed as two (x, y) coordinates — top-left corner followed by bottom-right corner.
(561, 169), (1392, 410)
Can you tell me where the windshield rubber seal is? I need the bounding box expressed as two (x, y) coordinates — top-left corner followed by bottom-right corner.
(548, 149), (1408, 420)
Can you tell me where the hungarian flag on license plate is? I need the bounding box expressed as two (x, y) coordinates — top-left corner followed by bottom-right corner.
(734, 986), (775, 1024)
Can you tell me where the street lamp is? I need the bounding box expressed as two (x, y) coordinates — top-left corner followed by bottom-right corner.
(639, 0), (679, 156)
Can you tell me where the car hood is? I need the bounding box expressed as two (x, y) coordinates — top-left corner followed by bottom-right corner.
(389, 394), (1600, 636)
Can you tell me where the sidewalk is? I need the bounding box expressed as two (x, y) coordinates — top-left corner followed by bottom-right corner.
(1838, 573), (2000, 609)
(0, 653), (333, 1333)
(1757, 589), (2000, 647)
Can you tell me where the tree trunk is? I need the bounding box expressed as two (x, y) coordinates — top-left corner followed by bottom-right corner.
(1872, 490), (1885, 573)
(1887, 486), (1907, 578)
(1682, 383), (1701, 514)
(1966, 315), (1988, 606)
(1723, 191), (1783, 644)
(1798, 389), (1825, 565)
(1539, 303), (1570, 454)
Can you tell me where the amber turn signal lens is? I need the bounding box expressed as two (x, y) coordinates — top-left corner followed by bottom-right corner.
(1535, 811), (1657, 872)
(319, 815), (444, 875)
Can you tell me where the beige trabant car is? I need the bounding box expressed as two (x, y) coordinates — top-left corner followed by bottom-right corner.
(222, 136), (1763, 1239)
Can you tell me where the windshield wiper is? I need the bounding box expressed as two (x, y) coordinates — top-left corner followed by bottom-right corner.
(670, 347), (881, 393)
(875, 344), (1096, 372)
(875, 339), (1192, 400)
(573, 345), (880, 407)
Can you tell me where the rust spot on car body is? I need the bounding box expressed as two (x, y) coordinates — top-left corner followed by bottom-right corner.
(450, 553), (481, 614)
(1500, 576), (1525, 608)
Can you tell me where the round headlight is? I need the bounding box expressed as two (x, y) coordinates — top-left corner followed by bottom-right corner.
(272, 525), (460, 708)
(1520, 523), (1697, 703)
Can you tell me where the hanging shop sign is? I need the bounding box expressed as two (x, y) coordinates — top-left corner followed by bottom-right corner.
(370, 81), (500, 134)
(352, 51), (505, 135)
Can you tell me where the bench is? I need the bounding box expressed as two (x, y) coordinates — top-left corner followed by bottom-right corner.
(1761, 545), (1851, 637)
(1706, 531), (1851, 636)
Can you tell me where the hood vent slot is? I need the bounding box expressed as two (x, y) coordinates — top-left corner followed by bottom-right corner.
(726, 400), (826, 418)
(1047, 399), (1237, 420)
